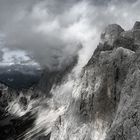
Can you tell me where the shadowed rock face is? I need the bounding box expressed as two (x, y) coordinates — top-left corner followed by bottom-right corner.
(50, 22), (140, 140)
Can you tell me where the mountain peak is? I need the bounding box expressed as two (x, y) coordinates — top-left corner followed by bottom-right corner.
(101, 24), (124, 45)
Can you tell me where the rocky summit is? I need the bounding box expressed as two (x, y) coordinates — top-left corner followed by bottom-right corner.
(50, 21), (140, 140)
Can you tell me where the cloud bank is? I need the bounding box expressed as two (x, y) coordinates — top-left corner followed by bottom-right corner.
(0, 0), (140, 70)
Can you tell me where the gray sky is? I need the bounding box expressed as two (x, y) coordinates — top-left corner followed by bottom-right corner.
(0, 0), (140, 69)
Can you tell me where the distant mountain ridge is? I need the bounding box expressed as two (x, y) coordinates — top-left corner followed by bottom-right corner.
(0, 64), (42, 89)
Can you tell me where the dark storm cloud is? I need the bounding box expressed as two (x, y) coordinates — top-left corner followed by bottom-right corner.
(0, 0), (82, 68)
(0, 0), (140, 69)
(0, 0), (37, 28)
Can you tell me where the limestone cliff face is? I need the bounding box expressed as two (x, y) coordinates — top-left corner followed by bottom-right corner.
(50, 22), (140, 140)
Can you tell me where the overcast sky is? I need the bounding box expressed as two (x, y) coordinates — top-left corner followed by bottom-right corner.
(0, 0), (140, 70)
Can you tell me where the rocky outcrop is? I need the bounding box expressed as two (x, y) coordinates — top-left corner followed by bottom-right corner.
(50, 22), (140, 140)
(101, 24), (124, 45)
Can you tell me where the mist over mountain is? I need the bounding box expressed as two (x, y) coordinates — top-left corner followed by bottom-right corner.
(0, 0), (140, 140)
